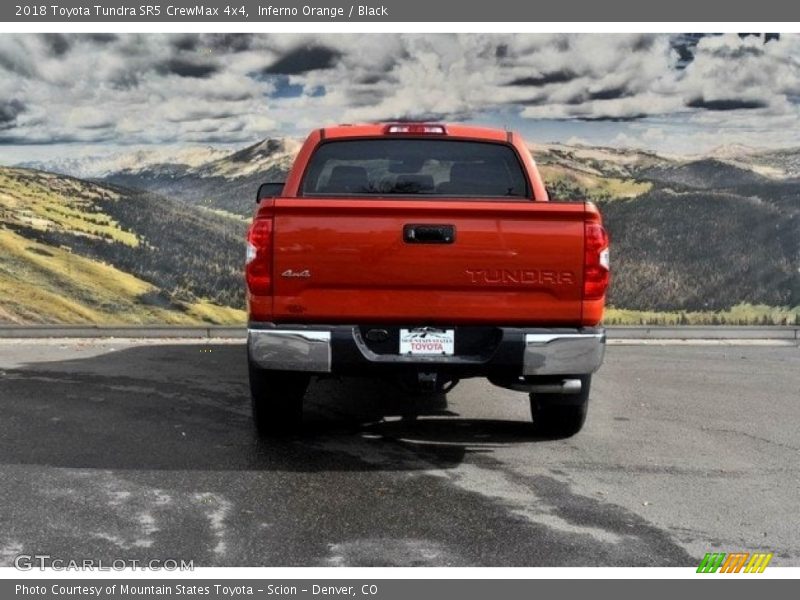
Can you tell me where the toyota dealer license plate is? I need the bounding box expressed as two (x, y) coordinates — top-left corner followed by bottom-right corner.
(400, 328), (455, 356)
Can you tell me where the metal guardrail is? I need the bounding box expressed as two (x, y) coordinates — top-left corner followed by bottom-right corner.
(0, 325), (247, 339)
(0, 325), (797, 340)
(607, 326), (799, 340)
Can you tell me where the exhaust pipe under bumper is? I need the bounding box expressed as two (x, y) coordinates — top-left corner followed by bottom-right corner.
(492, 377), (583, 394)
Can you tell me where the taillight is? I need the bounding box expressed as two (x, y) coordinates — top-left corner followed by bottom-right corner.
(584, 222), (610, 300)
(245, 218), (273, 295)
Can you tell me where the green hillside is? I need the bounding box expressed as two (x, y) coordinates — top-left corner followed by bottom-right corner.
(600, 188), (799, 312)
(0, 167), (246, 325)
(532, 147), (799, 322)
(539, 164), (651, 202)
(4, 140), (799, 326)
(535, 143), (660, 202)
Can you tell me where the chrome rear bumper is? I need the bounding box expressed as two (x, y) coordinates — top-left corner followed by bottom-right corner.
(248, 325), (605, 376)
(523, 332), (606, 376)
(247, 329), (332, 372)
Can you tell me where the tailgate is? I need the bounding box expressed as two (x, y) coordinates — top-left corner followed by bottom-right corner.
(272, 199), (586, 325)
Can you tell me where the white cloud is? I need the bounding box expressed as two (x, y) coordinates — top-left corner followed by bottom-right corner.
(0, 33), (798, 154)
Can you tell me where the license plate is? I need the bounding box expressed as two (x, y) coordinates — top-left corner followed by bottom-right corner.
(399, 328), (455, 356)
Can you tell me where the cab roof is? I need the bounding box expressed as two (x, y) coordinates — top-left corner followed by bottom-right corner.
(321, 123), (512, 142)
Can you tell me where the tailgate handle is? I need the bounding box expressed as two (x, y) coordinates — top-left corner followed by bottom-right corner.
(404, 224), (455, 244)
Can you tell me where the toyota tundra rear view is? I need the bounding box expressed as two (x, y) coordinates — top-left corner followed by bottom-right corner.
(245, 123), (610, 438)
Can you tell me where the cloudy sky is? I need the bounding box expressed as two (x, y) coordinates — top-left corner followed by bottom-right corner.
(1, 32), (798, 162)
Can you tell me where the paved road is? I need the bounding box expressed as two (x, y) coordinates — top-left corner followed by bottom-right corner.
(0, 340), (797, 567)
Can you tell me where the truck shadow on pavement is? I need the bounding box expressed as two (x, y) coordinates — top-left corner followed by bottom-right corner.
(0, 342), (703, 567)
(1, 342), (545, 473)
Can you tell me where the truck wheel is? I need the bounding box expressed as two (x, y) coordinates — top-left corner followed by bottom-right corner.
(248, 361), (310, 436)
(529, 375), (591, 438)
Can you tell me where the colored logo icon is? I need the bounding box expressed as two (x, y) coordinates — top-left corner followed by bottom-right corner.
(697, 552), (773, 573)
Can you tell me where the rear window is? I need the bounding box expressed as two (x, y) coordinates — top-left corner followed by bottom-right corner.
(301, 139), (530, 198)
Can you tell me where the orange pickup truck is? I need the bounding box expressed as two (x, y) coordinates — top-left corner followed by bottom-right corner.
(245, 123), (609, 438)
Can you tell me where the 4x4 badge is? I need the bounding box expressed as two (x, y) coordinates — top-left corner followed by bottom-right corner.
(281, 269), (311, 278)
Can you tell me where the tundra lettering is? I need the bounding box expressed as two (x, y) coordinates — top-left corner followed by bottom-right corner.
(246, 123), (609, 438)
(465, 268), (576, 285)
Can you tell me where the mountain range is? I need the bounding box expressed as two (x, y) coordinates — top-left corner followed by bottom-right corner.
(99, 138), (302, 217)
(536, 144), (799, 312)
(2, 137), (798, 324)
(17, 145), (232, 181)
(0, 167), (245, 324)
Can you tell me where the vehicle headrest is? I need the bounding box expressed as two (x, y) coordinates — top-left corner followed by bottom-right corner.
(326, 166), (369, 192)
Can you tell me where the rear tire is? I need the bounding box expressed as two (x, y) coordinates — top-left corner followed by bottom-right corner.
(529, 375), (591, 439)
(249, 360), (310, 436)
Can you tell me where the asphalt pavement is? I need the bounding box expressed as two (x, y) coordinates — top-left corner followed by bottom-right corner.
(0, 339), (797, 567)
